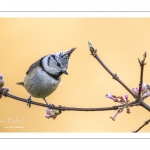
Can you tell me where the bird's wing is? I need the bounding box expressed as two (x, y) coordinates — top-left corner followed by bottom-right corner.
(26, 57), (44, 75)
(16, 56), (47, 85)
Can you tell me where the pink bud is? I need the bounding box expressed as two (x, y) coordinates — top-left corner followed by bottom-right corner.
(106, 93), (118, 101)
(119, 96), (125, 103)
(132, 88), (138, 95)
(120, 99), (125, 102)
(141, 82), (147, 93)
(142, 90), (150, 98)
(126, 108), (131, 114)
(105, 93), (112, 98)
(45, 108), (60, 119)
(45, 108), (51, 114)
(110, 110), (119, 121)
(45, 114), (51, 119)
(124, 94), (129, 102)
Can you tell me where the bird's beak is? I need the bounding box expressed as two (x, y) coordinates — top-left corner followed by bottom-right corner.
(64, 47), (76, 58)
(63, 70), (68, 75)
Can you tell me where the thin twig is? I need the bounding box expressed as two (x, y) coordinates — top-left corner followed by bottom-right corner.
(138, 52), (146, 99)
(0, 88), (138, 111)
(132, 118), (150, 133)
(88, 41), (136, 98)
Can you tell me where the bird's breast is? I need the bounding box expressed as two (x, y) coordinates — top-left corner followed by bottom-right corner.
(24, 67), (60, 98)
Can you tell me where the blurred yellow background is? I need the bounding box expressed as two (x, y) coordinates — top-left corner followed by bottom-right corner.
(0, 18), (150, 132)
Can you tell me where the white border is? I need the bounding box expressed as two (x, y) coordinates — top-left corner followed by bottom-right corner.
(0, 0), (150, 12)
(0, 0), (150, 140)
(0, 133), (150, 138)
(1, 12), (150, 18)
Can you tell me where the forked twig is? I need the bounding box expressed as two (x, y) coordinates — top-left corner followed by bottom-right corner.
(88, 41), (150, 132)
(132, 119), (150, 133)
(88, 41), (136, 98)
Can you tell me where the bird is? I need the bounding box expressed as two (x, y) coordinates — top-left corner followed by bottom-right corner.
(17, 47), (76, 107)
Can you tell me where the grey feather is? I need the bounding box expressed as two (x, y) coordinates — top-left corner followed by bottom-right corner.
(26, 56), (46, 75)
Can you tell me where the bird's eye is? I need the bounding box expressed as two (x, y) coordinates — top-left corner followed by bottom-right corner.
(57, 63), (61, 66)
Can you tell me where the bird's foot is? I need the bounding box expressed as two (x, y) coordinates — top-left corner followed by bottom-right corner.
(49, 103), (55, 109)
(27, 96), (32, 108)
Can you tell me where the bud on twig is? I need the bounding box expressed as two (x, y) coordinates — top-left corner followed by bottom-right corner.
(45, 107), (61, 119)
(143, 51), (147, 60)
(0, 74), (4, 99)
(88, 41), (97, 56)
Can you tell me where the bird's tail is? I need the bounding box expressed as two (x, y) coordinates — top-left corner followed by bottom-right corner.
(16, 82), (24, 86)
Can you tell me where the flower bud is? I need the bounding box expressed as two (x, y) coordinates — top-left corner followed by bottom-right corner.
(105, 93), (118, 101)
(124, 94), (129, 102)
(141, 82), (147, 93)
(45, 108), (61, 119)
(110, 110), (119, 121)
(132, 88), (138, 95)
(142, 90), (150, 98)
(126, 108), (131, 114)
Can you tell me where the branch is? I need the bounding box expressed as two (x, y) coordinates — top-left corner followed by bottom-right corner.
(0, 88), (138, 111)
(88, 41), (136, 98)
(140, 101), (150, 112)
(132, 118), (150, 133)
(138, 52), (146, 99)
(0, 43), (150, 132)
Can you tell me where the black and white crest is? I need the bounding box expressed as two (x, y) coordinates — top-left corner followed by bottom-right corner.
(41, 48), (76, 77)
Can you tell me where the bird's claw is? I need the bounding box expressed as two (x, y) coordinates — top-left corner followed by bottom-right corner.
(27, 97), (32, 108)
(49, 103), (55, 109)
